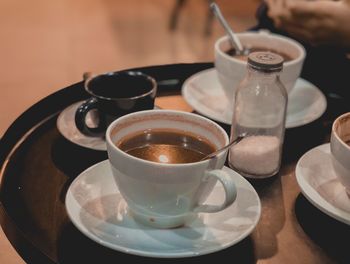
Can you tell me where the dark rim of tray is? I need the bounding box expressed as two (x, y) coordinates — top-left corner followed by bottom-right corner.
(0, 63), (213, 263)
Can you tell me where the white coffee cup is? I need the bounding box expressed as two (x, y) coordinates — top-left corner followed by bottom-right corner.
(215, 30), (306, 107)
(330, 112), (350, 194)
(106, 110), (237, 228)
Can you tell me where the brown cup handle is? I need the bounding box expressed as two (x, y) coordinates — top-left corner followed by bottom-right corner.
(74, 97), (105, 137)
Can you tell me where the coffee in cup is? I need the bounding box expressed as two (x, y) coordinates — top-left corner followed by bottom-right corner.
(75, 71), (157, 137)
(106, 110), (237, 228)
(226, 47), (294, 62)
(116, 128), (216, 164)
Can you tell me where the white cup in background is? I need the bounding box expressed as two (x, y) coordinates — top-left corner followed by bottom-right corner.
(214, 31), (306, 107)
(331, 112), (350, 195)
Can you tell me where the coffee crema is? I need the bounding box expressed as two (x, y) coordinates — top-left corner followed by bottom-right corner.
(226, 47), (294, 62)
(116, 129), (216, 164)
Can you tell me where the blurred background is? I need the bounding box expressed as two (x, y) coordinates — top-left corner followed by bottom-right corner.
(0, 0), (258, 263)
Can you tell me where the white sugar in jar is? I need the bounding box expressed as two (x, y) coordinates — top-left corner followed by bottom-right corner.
(229, 135), (281, 178)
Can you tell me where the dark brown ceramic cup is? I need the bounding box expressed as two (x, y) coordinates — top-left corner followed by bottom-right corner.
(75, 71), (157, 137)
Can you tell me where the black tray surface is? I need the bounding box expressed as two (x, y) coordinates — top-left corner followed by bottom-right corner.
(1, 63), (350, 264)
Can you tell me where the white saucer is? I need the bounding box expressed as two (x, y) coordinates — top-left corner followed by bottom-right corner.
(295, 143), (350, 225)
(57, 101), (106, 151)
(182, 68), (327, 129)
(65, 160), (261, 258)
(57, 102), (160, 151)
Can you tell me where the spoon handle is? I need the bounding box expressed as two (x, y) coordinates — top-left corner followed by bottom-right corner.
(210, 2), (244, 53)
(201, 134), (246, 161)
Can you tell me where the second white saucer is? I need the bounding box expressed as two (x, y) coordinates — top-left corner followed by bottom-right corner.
(57, 102), (160, 151)
(295, 143), (350, 225)
(57, 101), (107, 151)
(65, 160), (261, 258)
(182, 68), (327, 128)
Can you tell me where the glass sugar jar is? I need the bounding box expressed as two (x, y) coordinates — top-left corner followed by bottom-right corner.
(228, 51), (288, 178)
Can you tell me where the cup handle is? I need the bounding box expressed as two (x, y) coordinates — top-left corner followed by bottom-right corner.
(193, 169), (237, 213)
(74, 98), (105, 137)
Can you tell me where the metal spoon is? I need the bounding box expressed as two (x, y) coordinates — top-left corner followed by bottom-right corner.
(201, 133), (247, 161)
(210, 2), (245, 55)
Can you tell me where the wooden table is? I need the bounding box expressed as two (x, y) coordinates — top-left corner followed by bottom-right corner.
(1, 63), (349, 264)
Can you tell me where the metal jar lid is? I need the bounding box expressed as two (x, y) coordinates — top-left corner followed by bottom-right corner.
(248, 51), (284, 71)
